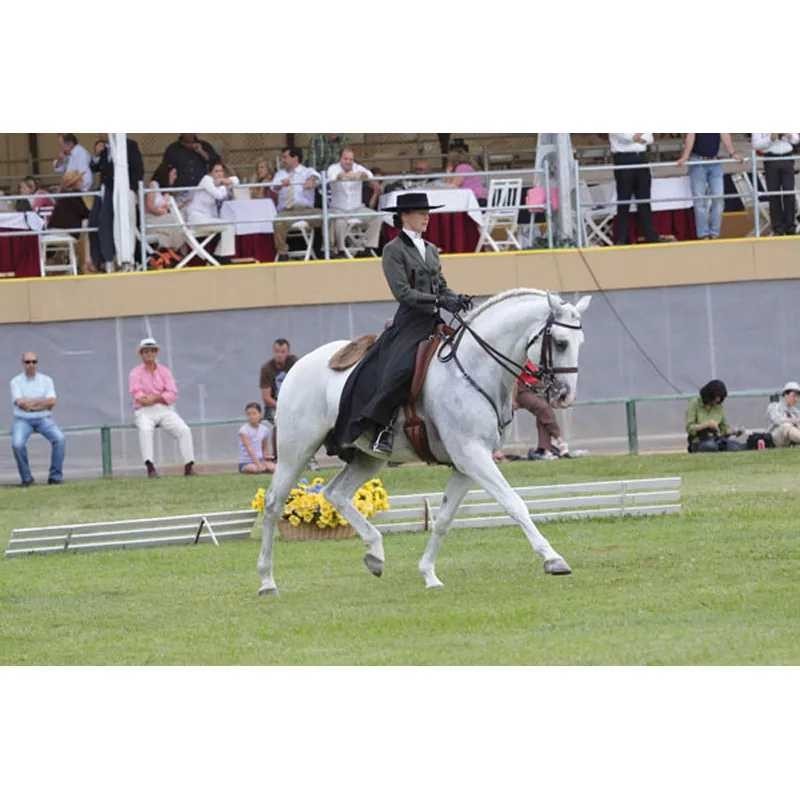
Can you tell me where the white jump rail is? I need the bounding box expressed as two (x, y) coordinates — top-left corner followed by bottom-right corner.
(373, 477), (681, 534)
(5, 508), (258, 558)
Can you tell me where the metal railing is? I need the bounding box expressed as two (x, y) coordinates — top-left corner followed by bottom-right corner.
(139, 166), (554, 267)
(574, 152), (800, 247)
(0, 188), (101, 239)
(0, 388), (778, 478)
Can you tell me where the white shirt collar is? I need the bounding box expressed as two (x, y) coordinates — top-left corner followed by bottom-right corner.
(403, 228), (422, 240)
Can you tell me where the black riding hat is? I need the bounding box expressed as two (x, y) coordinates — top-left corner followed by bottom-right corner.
(382, 192), (444, 212)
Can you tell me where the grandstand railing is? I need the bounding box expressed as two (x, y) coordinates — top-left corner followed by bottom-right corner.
(0, 389), (777, 479)
(139, 166), (554, 267)
(574, 153), (800, 246)
(0, 187), (101, 240)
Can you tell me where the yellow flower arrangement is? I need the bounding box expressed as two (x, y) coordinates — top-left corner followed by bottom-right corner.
(250, 477), (389, 530)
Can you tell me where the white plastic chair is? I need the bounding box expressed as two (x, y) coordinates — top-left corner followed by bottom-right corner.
(39, 231), (78, 277)
(731, 171), (771, 236)
(342, 218), (370, 258)
(475, 178), (522, 252)
(579, 181), (615, 247)
(168, 195), (220, 267)
(287, 219), (316, 261)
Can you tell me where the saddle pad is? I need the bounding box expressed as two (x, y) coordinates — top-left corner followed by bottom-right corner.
(328, 334), (377, 370)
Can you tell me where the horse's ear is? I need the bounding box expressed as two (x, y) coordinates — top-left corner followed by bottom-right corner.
(547, 292), (562, 314)
(575, 295), (592, 314)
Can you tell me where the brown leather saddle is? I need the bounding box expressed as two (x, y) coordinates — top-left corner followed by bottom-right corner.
(403, 324), (453, 465)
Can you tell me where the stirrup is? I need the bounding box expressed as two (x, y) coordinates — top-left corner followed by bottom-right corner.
(372, 425), (394, 455)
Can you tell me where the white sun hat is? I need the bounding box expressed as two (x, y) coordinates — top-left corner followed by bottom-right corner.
(138, 337), (160, 351)
(781, 381), (800, 394)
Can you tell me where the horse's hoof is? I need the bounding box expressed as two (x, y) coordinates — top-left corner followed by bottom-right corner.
(364, 553), (384, 577)
(425, 578), (444, 590)
(544, 557), (572, 576)
(258, 583), (280, 597)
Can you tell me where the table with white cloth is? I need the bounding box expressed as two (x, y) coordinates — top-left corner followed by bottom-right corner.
(219, 198), (277, 262)
(589, 176), (696, 243)
(0, 211), (45, 277)
(379, 188), (483, 252)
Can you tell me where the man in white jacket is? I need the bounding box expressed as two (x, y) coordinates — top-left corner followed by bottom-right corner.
(752, 133), (799, 236)
(767, 381), (800, 447)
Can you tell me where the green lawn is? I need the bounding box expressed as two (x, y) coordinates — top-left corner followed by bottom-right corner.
(1, 451), (798, 665)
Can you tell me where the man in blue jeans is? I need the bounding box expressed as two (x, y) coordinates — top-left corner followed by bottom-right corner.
(677, 134), (742, 239)
(9, 352), (65, 486)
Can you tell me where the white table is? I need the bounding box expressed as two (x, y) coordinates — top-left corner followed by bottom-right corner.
(589, 176), (693, 212)
(220, 198), (277, 235)
(0, 211), (46, 231)
(379, 188), (484, 226)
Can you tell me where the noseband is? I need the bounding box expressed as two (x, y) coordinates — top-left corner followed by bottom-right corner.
(439, 311), (582, 434)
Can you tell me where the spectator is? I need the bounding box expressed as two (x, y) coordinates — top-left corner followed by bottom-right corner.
(163, 134), (221, 188)
(513, 360), (577, 460)
(53, 134), (92, 192)
(144, 161), (185, 263)
(403, 159), (434, 189)
(259, 338), (298, 424)
(89, 136), (145, 271)
(10, 351), (65, 486)
(270, 147), (321, 261)
(309, 133), (349, 172)
(766, 381), (800, 447)
(444, 151), (488, 204)
(676, 134), (742, 240)
(248, 158), (277, 201)
(327, 148), (382, 257)
(185, 162), (240, 264)
(752, 133), (800, 236)
(48, 170), (92, 272)
(238, 402), (276, 474)
(686, 379), (745, 453)
(608, 133), (659, 245)
(366, 167), (385, 210)
(17, 177), (53, 213)
(128, 337), (196, 478)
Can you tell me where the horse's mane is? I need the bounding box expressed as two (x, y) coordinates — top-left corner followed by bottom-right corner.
(462, 287), (549, 324)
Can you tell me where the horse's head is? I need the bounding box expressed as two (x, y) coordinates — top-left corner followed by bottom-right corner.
(531, 292), (591, 408)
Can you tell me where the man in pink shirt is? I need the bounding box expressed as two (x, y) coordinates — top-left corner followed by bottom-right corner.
(128, 337), (196, 478)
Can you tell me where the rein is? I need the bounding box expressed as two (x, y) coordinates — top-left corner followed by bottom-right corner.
(438, 308), (582, 434)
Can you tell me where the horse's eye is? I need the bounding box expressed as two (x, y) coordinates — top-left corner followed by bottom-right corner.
(555, 339), (569, 352)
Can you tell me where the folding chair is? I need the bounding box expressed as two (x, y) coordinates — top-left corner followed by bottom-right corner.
(39, 231), (78, 277)
(579, 181), (615, 247)
(168, 195), (220, 267)
(286, 219), (316, 261)
(731, 171), (771, 236)
(342, 218), (371, 258)
(475, 178), (522, 252)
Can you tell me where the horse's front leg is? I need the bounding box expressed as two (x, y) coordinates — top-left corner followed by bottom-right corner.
(418, 469), (473, 588)
(453, 444), (571, 576)
(323, 452), (386, 576)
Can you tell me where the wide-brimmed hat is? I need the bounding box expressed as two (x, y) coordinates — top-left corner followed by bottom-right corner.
(782, 381), (800, 394)
(60, 170), (84, 191)
(382, 192), (444, 213)
(138, 337), (159, 352)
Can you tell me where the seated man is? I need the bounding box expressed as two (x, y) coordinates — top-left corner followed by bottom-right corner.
(686, 379), (745, 452)
(10, 352), (66, 486)
(327, 148), (382, 257)
(128, 337), (196, 478)
(238, 402), (275, 474)
(766, 381), (800, 447)
(270, 147), (321, 260)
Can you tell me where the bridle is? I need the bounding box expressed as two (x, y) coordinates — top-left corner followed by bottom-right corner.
(438, 309), (583, 434)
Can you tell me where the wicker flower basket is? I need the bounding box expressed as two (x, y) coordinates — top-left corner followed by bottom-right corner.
(277, 519), (355, 541)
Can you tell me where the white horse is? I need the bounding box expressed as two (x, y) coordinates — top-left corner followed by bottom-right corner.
(257, 289), (591, 596)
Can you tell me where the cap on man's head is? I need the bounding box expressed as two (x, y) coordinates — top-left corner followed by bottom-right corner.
(139, 337), (159, 351)
(782, 381), (800, 394)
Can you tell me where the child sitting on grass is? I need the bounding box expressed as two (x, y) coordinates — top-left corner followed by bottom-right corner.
(238, 402), (275, 474)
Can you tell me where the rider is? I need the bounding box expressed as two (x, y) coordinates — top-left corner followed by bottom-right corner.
(333, 192), (473, 457)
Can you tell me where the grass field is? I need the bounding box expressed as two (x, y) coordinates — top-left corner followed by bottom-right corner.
(1, 451), (798, 665)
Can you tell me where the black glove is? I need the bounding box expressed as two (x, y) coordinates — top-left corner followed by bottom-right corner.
(438, 294), (463, 314)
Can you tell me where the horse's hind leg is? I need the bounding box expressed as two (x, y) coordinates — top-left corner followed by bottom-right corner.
(418, 470), (472, 589)
(257, 436), (321, 596)
(323, 452), (386, 576)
